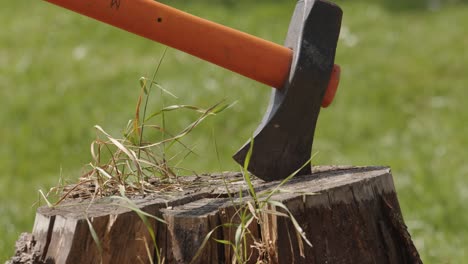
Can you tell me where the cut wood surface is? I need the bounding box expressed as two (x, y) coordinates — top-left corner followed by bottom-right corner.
(8, 166), (421, 264)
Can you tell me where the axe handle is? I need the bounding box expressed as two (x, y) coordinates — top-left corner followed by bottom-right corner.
(44, 0), (292, 89)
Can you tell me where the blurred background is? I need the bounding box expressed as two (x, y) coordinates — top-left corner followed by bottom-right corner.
(1, 0), (466, 262)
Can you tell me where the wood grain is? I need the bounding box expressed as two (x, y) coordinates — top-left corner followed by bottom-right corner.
(8, 166), (421, 264)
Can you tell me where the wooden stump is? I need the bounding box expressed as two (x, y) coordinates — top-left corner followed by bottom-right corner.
(8, 166), (421, 264)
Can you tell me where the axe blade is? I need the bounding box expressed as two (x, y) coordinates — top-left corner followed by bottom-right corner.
(233, 0), (343, 181)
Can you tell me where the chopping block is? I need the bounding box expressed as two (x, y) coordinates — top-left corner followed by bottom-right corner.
(8, 167), (421, 264)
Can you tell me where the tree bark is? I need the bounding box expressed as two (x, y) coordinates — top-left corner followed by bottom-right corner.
(8, 166), (421, 264)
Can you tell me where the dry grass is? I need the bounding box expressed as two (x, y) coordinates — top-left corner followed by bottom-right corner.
(40, 54), (234, 206)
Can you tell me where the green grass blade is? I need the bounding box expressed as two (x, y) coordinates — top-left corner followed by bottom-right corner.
(267, 200), (312, 248)
(110, 196), (166, 224)
(38, 190), (53, 208)
(189, 225), (223, 264)
(85, 216), (103, 261)
(264, 152), (318, 201)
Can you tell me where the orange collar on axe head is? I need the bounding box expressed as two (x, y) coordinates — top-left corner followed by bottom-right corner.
(44, 0), (342, 181)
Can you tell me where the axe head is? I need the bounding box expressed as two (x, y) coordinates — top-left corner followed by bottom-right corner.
(233, 0), (343, 181)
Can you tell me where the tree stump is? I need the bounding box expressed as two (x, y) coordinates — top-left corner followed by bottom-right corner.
(8, 166), (421, 264)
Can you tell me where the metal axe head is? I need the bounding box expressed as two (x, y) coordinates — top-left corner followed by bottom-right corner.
(233, 0), (343, 181)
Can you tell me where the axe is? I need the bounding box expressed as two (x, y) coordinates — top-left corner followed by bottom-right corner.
(43, 0), (343, 181)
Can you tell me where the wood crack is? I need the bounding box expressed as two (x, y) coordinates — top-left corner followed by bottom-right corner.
(7, 166), (421, 264)
(40, 215), (55, 262)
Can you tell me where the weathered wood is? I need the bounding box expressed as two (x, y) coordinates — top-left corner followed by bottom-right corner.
(8, 166), (421, 264)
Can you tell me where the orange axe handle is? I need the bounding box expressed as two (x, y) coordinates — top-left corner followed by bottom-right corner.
(44, 0), (339, 105)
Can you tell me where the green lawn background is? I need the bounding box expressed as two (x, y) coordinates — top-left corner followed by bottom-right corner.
(1, 0), (467, 262)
